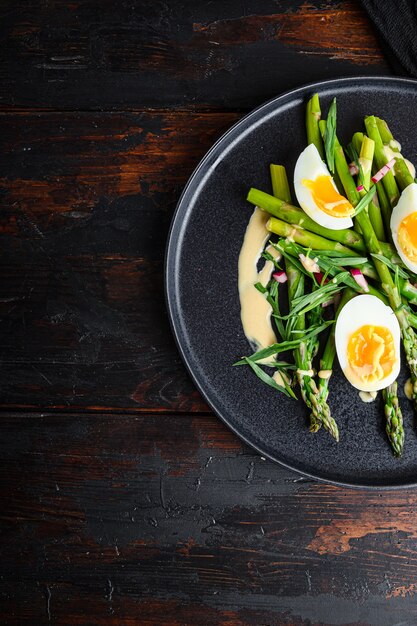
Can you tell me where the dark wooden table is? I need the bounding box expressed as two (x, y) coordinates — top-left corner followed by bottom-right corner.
(2, 2), (417, 625)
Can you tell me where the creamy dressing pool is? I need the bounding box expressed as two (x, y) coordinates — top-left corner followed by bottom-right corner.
(238, 207), (281, 354)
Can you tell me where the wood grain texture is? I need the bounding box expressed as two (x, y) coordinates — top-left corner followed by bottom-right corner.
(0, 0), (388, 110)
(2, 413), (417, 626)
(0, 109), (244, 412)
(1, 0), (413, 624)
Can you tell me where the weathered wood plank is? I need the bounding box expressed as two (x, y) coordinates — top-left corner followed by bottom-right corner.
(0, 110), (243, 412)
(1, 413), (417, 625)
(0, 0), (388, 110)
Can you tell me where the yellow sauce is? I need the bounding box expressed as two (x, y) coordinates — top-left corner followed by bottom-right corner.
(404, 378), (413, 400)
(238, 208), (281, 355)
(358, 391), (378, 403)
(273, 370), (288, 387)
(318, 369), (332, 380)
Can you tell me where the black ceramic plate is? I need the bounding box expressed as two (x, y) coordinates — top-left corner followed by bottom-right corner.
(166, 76), (417, 488)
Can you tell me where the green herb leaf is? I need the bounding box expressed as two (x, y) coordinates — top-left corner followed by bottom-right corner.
(311, 249), (368, 258)
(234, 320), (334, 365)
(278, 240), (370, 294)
(326, 256), (369, 267)
(270, 361), (297, 371)
(324, 98), (337, 173)
(267, 281), (287, 340)
(243, 358), (297, 399)
(353, 186), (375, 216)
(288, 274), (348, 318)
(233, 339), (303, 365)
(371, 253), (408, 279)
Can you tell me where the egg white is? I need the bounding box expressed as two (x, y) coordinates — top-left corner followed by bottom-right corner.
(294, 144), (353, 231)
(335, 294), (401, 392)
(391, 182), (417, 274)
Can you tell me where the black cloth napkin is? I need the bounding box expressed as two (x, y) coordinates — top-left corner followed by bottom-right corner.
(360, 0), (417, 78)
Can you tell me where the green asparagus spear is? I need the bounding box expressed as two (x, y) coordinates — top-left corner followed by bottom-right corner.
(334, 135), (417, 414)
(394, 157), (414, 191)
(306, 93), (325, 159)
(270, 164), (292, 202)
(363, 132), (405, 457)
(317, 288), (356, 407)
(374, 174), (393, 242)
(247, 187), (366, 251)
(382, 382), (404, 457)
(364, 116), (400, 207)
(359, 136), (385, 241)
(375, 117), (395, 145)
(352, 132), (365, 155)
(266, 216), (361, 256)
(374, 117), (414, 190)
(286, 259), (339, 439)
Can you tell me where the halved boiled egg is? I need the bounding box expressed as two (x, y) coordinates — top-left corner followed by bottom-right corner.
(335, 295), (401, 392)
(391, 182), (417, 274)
(294, 144), (355, 230)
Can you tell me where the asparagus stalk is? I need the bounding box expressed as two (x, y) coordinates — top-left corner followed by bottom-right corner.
(247, 188), (366, 251)
(363, 136), (405, 457)
(266, 216), (362, 256)
(352, 131), (365, 155)
(381, 383), (404, 458)
(317, 288), (356, 406)
(334, 136), (417, 414)
(394, 157), (414, 191)
(359, 135), (373, 188)
(375, 117), (395, 145)
(382, 382), (405, 457)
(306, 93), (325, 159)
(270, 164), (292, 202)
(335, 151), (407, 451)
(374, 173), (393, 242)
(364, 116), (400, 207)
(286, 259), (338, 439)
(374, 117), (414, 191)
(359, 136), (385, 241)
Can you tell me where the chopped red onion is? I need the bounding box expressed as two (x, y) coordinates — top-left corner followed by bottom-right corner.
(349, 162), (359, 176)
(350, 268), (369, 292)
(314, 271), (329, 285)
(272, 271), (288, 284)
(371, 158), (396, 183)
(356, 184), (364, 192)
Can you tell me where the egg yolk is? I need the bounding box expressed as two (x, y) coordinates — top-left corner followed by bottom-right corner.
(302, 175), (354, 218)
(398, 211), (417, 262)
(346, 325), (395, 385)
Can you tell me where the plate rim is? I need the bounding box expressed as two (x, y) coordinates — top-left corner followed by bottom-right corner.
(165, 75), (417, 490)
